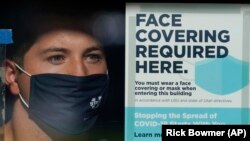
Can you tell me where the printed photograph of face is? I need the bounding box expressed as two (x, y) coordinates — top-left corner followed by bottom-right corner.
(0, 1), (124, 141)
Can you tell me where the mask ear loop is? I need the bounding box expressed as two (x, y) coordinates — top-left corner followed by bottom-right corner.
(18, 93), (29, 108)
(106, 70), (109, 79)
(14, 63), (31, 108)
(14, 64), (31, 77)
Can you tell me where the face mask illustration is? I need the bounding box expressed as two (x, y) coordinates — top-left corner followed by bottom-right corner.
(195, 55), (249, 95)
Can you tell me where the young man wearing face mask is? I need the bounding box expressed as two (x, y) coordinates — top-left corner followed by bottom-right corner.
(3, 8), (110, 141)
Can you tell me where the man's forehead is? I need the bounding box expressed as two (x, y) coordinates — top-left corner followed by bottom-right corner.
(23, 30), (103, 56)
(36, 30), (100, 46)
(37, 29), (96, 41)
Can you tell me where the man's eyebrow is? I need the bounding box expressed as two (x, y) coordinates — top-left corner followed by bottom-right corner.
(40, 46), (104, 55)
(40, 47), (69, 54)
(84, 46), (104, 54)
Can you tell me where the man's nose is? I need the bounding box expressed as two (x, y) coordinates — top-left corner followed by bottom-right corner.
(69, 58), (88, 76)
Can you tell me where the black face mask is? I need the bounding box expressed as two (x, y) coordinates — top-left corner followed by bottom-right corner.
(15, 64), (109, 135)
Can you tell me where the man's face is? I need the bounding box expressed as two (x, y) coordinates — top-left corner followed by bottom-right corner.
(16, 29), (107, 103)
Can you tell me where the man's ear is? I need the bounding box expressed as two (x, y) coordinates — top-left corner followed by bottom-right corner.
(4, 59), (20, 95)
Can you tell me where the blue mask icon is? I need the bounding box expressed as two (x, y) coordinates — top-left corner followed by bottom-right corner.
(195, 55), (249, 95)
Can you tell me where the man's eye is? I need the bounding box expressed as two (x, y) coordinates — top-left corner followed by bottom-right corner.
(86, 54), (103, 63)
(48, 55), (65, 65)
